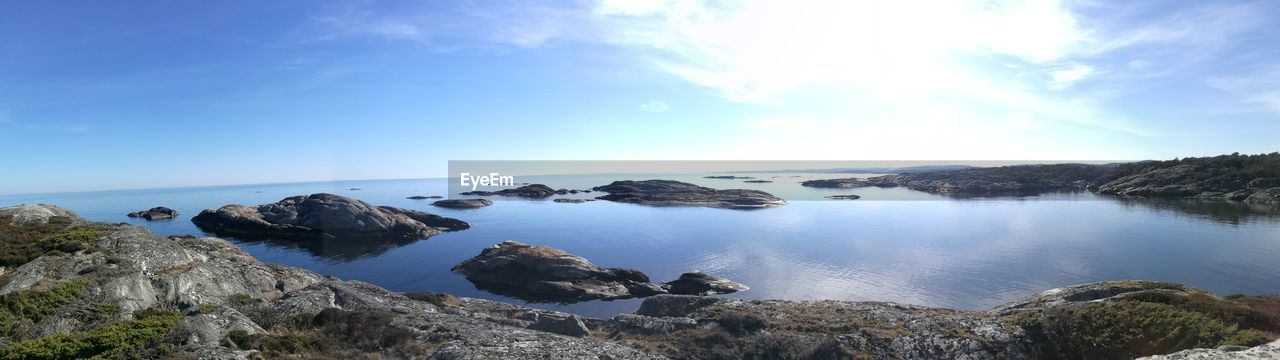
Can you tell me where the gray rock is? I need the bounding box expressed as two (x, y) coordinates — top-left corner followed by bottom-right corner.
(609, 314), (698, 335)
(452, 241), (665, 302)
(127, 206), (179, 220)
(592, 180), (786, 209)
(0, 204), (80, 227)
(432, 199), (494, 209)
(801, 178), (876, 188)
(825, 194), (862, 200)
(190, 193), (469, 240)
(1246, 187), (1280, 204)
(704, 176), (754, 179)
(528, 315), (590, 337)
(1137, 340), (1280, 359)
(661, 272), (748, 295)
(407, 195), (444, 200)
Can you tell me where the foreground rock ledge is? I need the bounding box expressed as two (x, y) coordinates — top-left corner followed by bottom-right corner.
(592, 180), (786, 209)
(1, 204), (1276, 359)
(191, 193), (470, 240)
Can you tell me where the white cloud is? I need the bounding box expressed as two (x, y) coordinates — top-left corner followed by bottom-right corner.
(639, 100), (670, 112)
(1049, 63), (1096, 90)
(1210, 65), (1280, 115)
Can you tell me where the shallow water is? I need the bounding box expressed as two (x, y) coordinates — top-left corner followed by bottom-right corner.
(3, 174), (1280, 318)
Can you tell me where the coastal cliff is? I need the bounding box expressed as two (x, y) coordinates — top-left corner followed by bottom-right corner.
(0, 204), (1276, 359)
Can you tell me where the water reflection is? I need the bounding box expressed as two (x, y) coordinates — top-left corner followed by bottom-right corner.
(1118, 198), (1280, 226)
(224, 235), (425, 262)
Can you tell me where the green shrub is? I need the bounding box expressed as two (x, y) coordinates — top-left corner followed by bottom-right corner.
(1013, 292), (1277, 359)
(1, 309), (182, 359)
(0, 281), (88, 338)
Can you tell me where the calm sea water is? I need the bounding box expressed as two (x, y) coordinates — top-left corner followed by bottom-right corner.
(3, 174), (1280, 318)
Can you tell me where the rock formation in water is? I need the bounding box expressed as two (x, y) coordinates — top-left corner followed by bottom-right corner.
(824, 195), (862, 200)
(460, 184), (585, 198)
(661, 272), (749, 295)
(592, 180), (786, 209)
(126, 206), (179, 220)
(451, 241), (666, 302)
(703, 176), (754, 179)
(190, 193), (469, 240)
(0, 204), (1275, 359)
(431, 198), (493, 209)
(406, 195), (443, 200)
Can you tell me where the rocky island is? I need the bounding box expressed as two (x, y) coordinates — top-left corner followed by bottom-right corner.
(190, 193), (470, 240)
(460, 184), (586, 198)
(592, 180), (786, 209)
(126, 206), (179, 220)
(452, 241), (747, 302)
(0, 204), (1276, 359)
(431, 198), (493, 209)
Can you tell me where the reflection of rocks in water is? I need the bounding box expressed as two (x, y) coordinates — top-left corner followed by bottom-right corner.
(1119, 198), (1280, 225)
(226, 235), (422, 261)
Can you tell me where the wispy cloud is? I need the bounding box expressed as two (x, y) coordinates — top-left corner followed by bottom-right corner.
(639, 100), (670, 112)
(1049, 63), (1096, 90)
(1209, 65), (1280, 115)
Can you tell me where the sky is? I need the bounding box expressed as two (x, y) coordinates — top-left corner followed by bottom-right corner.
(2, 0), (1279, 194)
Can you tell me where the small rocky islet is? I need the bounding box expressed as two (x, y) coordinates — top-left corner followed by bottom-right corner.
(431, 198), (493, 209)
(592, 180), (786, 209)
(126, 206), (179, 220)
(451, 240), (747, 302)
(190, 193), (469, 240)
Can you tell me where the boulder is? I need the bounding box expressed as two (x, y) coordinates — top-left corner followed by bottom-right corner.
(452, 241), (664, 302)
(190, 193), (469, 240)
(127, 206), (179, 220)
(592, 180), (786, 209)
(662, 272), (748, 295)
(528, 315), (590, 337)
(432, 199), (494, 209)
(0, 204), (80, 227)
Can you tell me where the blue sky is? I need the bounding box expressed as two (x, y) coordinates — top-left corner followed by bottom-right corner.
(2, 0), (1279, 194)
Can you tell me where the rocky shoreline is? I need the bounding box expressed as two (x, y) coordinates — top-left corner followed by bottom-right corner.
(0, 204), (1276, 359)
(800, 153), (1280, 204)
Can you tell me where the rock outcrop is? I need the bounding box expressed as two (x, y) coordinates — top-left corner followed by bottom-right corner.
(592, 180), (786, 209)
(127, 206), (179, 220)
(190, 193), (469, 240)
(0, 204), (660, 359)
(432, 198), (493, 209)
(451, 241), (664, 302)
(0, 204), (1275, 359)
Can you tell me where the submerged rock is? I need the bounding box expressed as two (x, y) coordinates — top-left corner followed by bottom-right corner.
(127, 206), (179, 220)
(452, 241), (664, 302)
(592, 180), (786, 209)
(432, 199), (494, 209)
(191, 193), (469, 240)
(662, 272), (748, 295)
